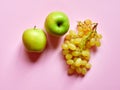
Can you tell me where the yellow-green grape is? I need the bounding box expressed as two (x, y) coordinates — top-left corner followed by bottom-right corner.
(85, 63), (92, 69)
(81, 60), (87, 66)
(69, 30), (75, 34)
(86, 41), (91, 49)
(82, 25), (89, 32)
(66, 59), (74, 65)
(73, 57), (78, 61)
(95, 40), (101, 47)
(74, 38), (82, 45)
(85, 25), (91, 31)
(64, 40), (70, 44)
(74, 58), (82, 67)
(91, 30), (98, 38)
(76, 67), (82, 74)
(68, 43), (76, 50)
(84, 56), (90, 61)
(62, 50), (69, 55)
(83, 23), (91, 32)
(82, 50), (90, 57)
(90, 32), (95, 38)
(70, 65), (75, 70)
(84, 19), (92, 25)
(88, 24), (92, 29)
(72, 51), (81, 56)
(69, 30), (76, 36)
(61, 43), (69, 50)
(78, 31), (84, 37)
(77, 21), (83, 26)
(73, 34), (78, 39)
(77, 26), (83, 32)
(65, 54), (73, 60)
(81, 68), (87, 75)
(84, 28), (90, 33)
(97, 34), (102, 39)
(68, 68), (74, 75)
(65, 34), (71, 40)
(70, 39), (75, 43)
(90, 38), (96, 46)
(76, 47), (81, 52)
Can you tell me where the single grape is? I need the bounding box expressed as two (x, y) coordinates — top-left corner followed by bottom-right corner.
(72, 51), (81, 56)
(85, 63), (92, 69)
(74, 58), (82, 67)
(78, 31), (84, 37)
(68, 68), (74, 75)
(97, 34), (102, 39)
(82, 50), (90, 57)
(65, 34), (71, 40)
(81, 68), (87, 75)
(70, 39), (75, 43)
(74, 38), (82, 45)
(68, 43), (76, 50)
(69, 30), (76, 36)
(74, 57), (78, 61)
(76, 67), (82, 74)
(84, 19), (92, 25)
(86, 41), (91, 49)
(70, 65), (75, 70)
(81, 60), (87, 66)
(62, 50), (69, 55)
(77, 26), (83, 32)
(65, 54), (73, 60)
(95, 40), (101, 47)
(90, 38), (96, 46)
(66, 59), (74, 65)
(61, 43), (69, 50)
(64, 40), (70, 44)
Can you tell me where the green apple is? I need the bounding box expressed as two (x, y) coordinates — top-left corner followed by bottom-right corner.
(22, 26), (47, 52)
(44, 11), (70, 36)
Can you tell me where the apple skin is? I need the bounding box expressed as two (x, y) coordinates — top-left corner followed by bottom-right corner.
(44, 11), (70, 36)
(22, 27), (47, 52)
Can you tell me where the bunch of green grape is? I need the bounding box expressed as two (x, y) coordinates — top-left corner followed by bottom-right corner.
(61, 19), (102, 75)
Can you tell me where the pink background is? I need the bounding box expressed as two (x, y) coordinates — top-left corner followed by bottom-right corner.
(0, 0), (120, 90)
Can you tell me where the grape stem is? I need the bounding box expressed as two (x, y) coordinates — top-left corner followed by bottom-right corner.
(92, 23), (98, 30)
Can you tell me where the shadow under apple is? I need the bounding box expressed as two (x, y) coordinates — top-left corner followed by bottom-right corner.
(47, 33), (62, 49)
(20, 42), (48, 63)
(25, 51), (41, 63)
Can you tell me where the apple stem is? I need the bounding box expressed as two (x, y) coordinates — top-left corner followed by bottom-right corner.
(34, 26), (36, 29)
